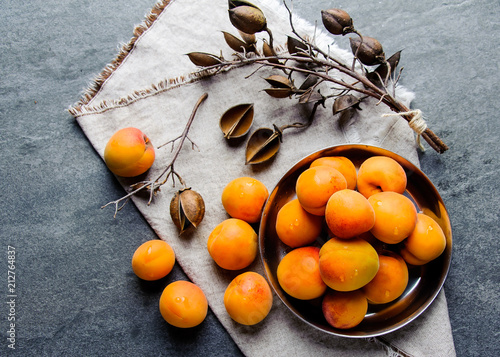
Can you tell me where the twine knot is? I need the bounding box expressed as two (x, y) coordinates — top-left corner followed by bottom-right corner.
(382, 109), (427, 150)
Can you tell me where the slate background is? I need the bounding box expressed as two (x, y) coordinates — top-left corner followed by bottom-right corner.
(1, 0), (499, 356)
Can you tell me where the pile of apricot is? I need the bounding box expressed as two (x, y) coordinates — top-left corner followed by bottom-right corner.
(275, 155), (447, 329)
(208, 176), (273, 326)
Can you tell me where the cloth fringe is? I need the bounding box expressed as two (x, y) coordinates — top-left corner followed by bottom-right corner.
(69, 0), (173, 114)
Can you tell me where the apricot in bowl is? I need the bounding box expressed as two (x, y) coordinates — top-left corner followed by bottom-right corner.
(259, 144), (452, 337)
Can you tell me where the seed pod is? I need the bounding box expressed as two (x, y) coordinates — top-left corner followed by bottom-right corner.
(262, 40), (280, 64)
(228, 5), (267, 34)
(287, 36), (308, 56)
(298, 74), (319, 91)
(228, 0), (258, 9)
(187, 52), (222, 67)
(264, 88), (295, 98)
(265, 75), (294, 89)
(238, 30), (256, 45)
(222, 31), (255, 53)
(245, 126), (282, 165)
(170, 188), (205, 234)
(349, 36), (385, 66)
(298, 88), (324, 104)
(367, 50), (402, 87)
(321, 9), (354, 35)
(219, 103), (254, 139)
(333, 95), (362, 115)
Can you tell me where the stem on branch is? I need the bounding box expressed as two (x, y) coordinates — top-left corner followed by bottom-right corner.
(101, 93), (208, 217)
(196, 52), (447, 153)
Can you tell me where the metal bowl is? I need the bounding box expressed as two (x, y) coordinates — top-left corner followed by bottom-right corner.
(259, 144), (452, 338)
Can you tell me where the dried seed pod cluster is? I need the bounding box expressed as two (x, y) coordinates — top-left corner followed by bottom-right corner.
(186, 1), (448, 165)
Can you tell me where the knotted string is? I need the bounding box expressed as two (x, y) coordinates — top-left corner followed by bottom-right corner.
(382, 109), (427, 151)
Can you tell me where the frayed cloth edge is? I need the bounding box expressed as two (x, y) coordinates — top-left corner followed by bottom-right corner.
(68, 0), (173, 114)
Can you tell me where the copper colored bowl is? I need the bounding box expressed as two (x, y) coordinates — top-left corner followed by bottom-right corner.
(259, 144), (452, 338)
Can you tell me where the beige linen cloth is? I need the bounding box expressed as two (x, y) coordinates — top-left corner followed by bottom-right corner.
(69, 0), (455, 356)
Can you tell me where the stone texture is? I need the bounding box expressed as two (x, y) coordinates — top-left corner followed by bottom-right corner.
(0, 0), (498, 356)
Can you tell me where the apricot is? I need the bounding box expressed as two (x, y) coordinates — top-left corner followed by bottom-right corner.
(275, 199), (323, 248)
(207, 218), (258, 270)
(362, 252), (409, 304)
(400, 213), (447, 265)
(104, 127), (155, 177)
(368, 191), (417, 244)
(131, 240), (175, 281)
(310, 156), (357, 190)
(295, 165), (347, 216)
(325, 189), (375, 239)
(159, 280), (208, 328)
(319, 237), (379, 292)
(221, 177), (269, 223)
(277, 247), (327, 300)
(224, 271), (273, 325)
(322, 289), (368, 329)
(357, 156), (406, 198)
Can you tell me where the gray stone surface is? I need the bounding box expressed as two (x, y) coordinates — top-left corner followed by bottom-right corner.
(0, 0), (498, 356)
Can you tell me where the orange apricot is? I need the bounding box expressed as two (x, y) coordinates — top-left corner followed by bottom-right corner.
(224, 272), (273, 325)
(159, 281), (208, 328)
(400, 213), (447, 265)
(295, 165), (347, 216)
(357, 156), (406, 198)
(322, 289), (368, 329)
(362, 252), (409, 304)
(207, 218), (258, 270)
(319, 237), (379, 292)
(277, 247), (327, 300)
(275, 198), (323, 247)
(131, 240), (175, 281)
(310, 156), (357, 190)
(221, 177), (269, 223)
(368, 191), (417, 244)
(104, 127), (155, 177)
(325, 189), (375, 239)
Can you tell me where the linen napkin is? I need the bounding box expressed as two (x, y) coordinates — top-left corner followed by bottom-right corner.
(69, 0), (456, 356)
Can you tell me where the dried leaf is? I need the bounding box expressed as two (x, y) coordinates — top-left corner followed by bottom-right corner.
(245, 127), (282, 164)
(219, 103), (254, 139)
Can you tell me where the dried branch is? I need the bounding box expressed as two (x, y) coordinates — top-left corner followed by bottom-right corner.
(190, 1), (448, 154)
(101, 93), (208, 217)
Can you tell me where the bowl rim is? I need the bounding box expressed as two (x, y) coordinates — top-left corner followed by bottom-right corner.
(258, 143), (452, 338)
